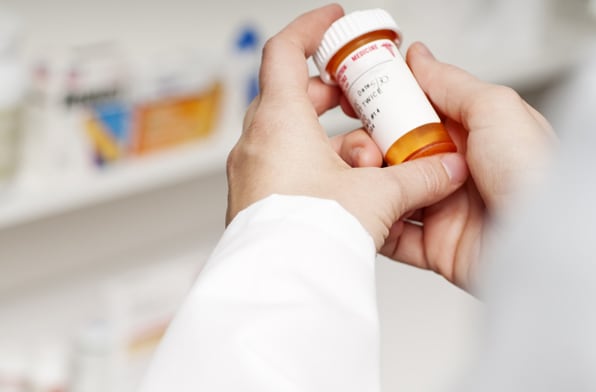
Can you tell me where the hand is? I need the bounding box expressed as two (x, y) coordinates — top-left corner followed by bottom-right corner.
(225, 4), (468, 251)
(333, 42), (557, 290)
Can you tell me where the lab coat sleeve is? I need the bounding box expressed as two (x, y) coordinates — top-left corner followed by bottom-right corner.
(139, 194), (380, 392)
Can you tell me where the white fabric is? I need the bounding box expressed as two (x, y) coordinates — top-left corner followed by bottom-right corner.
(139, 194), (379, 392)
(138, 143), (596, 392)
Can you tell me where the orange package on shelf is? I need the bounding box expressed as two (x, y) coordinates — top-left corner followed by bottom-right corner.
(131, 81), (222, 155)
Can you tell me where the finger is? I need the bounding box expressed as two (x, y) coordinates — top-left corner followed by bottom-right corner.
(307, 76), (343, 115)
(383, 185), (484, 289)
(406, 42), (498, 130)
(402, 209), (423, 225)
(380, 220), (426, 269)
(340, 95), (357, 118)
(408, 42), (550, 136)
(382, 153), (468, 216)
(259, 4), (344, 98)
(523, 101), (556, 137)
(330, 128), (383, 167)
(443, 119), (468, 154)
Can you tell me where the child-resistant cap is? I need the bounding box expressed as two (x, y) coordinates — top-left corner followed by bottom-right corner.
(314, 9), (402, 85)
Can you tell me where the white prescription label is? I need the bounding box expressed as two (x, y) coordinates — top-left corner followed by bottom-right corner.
(336, 39), (440, 155)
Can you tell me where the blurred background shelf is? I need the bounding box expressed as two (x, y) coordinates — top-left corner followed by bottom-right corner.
(0, 134), (235, 230)
(0, 0), (591, 233)
(0, 108), (358, 230)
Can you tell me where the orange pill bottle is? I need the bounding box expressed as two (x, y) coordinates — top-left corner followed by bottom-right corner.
(314, 9), (456, 165)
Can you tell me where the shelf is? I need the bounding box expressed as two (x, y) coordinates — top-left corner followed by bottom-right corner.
(0, 108), (359, 230)
(2, 13), (586, 230)
(0, 132), (236, 230)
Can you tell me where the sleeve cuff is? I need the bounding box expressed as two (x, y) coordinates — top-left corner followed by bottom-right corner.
(219, 194), (376, 262)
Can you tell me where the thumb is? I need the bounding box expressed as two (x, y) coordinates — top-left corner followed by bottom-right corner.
(383, 153), (468, 215)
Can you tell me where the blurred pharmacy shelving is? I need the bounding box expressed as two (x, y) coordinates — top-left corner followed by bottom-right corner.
(0, 109), (358, 230)
(0, 135), (233, 230)
(0, 0), (593, 231)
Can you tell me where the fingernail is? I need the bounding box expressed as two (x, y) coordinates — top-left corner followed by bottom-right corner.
(441, 154), (467, 184)
(414, 42), (435, 60)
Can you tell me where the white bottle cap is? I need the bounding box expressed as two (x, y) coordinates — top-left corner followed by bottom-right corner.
(314, 9), (402, 84)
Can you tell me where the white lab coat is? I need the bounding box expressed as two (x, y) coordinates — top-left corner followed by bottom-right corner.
(139, 195), (381, 392)
(139, 141), (596, 391)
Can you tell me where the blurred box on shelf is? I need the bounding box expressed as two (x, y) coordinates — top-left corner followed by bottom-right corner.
(130, 80), (221, 156)
(100, 257), (198, 392)
(0, 253), (200, 392)
(24, 42), (224, 177)
(84, 100), (131, 166)
(23, 43), (131, 182)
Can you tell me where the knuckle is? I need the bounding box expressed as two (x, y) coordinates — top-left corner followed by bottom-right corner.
(418, 160), (445, 197)
(247, 112), (275, 140)
(242, 99), (259, 131)
(382, 170), (410, 213)
(226, 137), (254, 167)
(487, 84), (521, 103)
(226, 144), (241, 177)
(465, 84), (523, 121)
(227, 130), (270, 173)
(387, 160), (445, 206)
(262, 35), (284, 58)
(263, 34), (302, 60)
(262, 36), (275, 53)
(476, 85), (522, 109)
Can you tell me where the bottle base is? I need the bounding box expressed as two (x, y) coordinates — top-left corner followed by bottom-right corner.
(384, 122), (456, 165)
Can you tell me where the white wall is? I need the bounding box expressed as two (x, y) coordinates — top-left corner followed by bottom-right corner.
(5, 0), (585, 89)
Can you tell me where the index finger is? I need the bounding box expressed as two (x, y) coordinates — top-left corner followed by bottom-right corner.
(406, 42), (534, 132)
(259, 4), (344, 99)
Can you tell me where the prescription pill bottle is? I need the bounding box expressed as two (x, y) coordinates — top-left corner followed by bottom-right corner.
(314, 9), (456, 165)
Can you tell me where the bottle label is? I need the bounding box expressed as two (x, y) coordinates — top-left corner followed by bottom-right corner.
(335, 39), (440, 155)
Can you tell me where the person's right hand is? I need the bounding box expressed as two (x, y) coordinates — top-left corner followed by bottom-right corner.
(333, 42), (557, 291)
